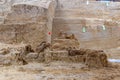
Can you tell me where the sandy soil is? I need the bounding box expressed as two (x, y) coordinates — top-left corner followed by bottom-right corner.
(0, 43), (120, 80)
(0, 61), (119, 80)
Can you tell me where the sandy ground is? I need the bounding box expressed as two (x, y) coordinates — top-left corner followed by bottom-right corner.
(0, 43), (120, 80)
(0, 61), (120, 80)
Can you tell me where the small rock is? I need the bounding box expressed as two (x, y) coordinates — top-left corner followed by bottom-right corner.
(0, 48), (10, 55)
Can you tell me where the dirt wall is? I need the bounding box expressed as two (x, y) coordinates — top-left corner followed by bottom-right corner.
(52, 1), (120, 49)
(0, 23), (46, 49)
(0, 0), (56, 47)
(52, 18), (120, 49)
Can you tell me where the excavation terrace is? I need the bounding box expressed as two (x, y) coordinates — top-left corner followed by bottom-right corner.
(0, 0), (120, 80)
